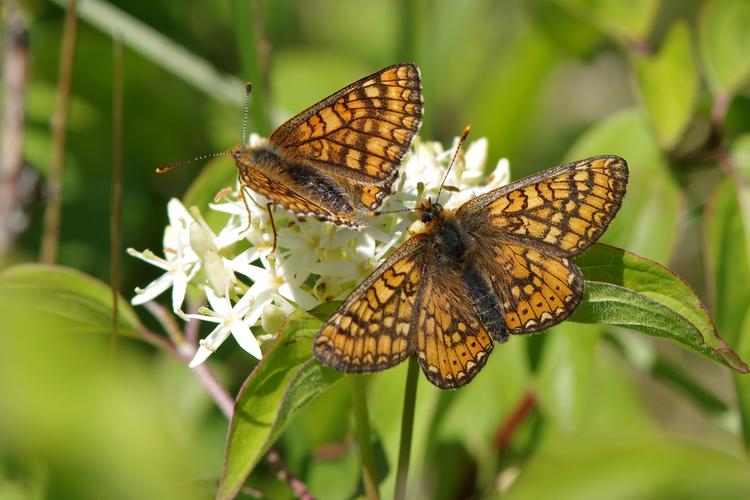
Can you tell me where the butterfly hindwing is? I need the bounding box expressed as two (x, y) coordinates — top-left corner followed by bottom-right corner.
(470, 241), (583, 334)
(416, 257), (495, 389)
(313, 235), (428, 372)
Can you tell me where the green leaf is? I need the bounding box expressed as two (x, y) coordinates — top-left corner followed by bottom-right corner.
(634, 21), (699, 149)
(705, 179), (750, 344)
(572, 244), (748, 373)
(218, 312), (343, 500)
(0, 264), (141, 338)
(532, 0), (604, 58)
(536, 323), (601, 431)
(48, 0), (243, 105)
(700, 0), (750, 95)
(705, 175), (750, 449)
(732, 133), (750, 179)
(566, 109), (682, 263)
(506, 435), (750, 499)
(556, 0), (659, 44)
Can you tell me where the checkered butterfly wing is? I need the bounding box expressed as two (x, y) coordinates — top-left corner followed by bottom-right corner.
(313, 232), (494, 389)
(314, 235), (428, 372)
(458, 155), (628, 334)
(269, 63), (423, 211)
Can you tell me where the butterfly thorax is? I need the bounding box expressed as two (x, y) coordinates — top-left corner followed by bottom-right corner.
(435, 216), (470, 261)
(230, 143), (276, 172)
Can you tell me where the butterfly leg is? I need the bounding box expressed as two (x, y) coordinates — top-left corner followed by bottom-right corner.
(239, 185), (253, 235)
(266, 202), (278, 253)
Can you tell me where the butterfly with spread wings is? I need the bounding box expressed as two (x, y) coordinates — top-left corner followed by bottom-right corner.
(229, 63), (423, 228)
(314, 154), (628, 389)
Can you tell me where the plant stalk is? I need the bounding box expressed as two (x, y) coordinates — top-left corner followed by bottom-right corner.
(41, 0), (78, 264)
(394, 356), (419, 500)
(350, 375), (380, 500)
(0, 0), (29, 255)
(233, 0), (271, 136)
(109, 34), (123, 362)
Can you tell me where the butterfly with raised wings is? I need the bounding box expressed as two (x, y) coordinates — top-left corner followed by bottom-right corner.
(230, 63), (423, 228)
(314, 152), (628, 389)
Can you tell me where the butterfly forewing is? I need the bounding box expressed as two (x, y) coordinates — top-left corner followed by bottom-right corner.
(269, 64), (423, 210)
(313, 235), (428, 372)
(234, 63), (422, 228)
(458, 155), (628, 256)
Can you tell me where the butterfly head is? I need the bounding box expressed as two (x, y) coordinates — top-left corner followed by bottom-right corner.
(417, 197), (443, 224)
(227, 144), (239, 160)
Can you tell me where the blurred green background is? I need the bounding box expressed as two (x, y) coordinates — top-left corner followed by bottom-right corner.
(3, 0), (750, 498)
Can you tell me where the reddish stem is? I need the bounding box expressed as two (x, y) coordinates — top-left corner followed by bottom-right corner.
(493, 391), (536, 452)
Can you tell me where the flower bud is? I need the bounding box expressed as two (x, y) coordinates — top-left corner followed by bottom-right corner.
(203, 249), (229, 296)
(261, 303), (285, 334)
(190, 221), (218, 258)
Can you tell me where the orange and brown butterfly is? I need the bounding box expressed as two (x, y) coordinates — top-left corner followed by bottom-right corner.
(229, 63), (424, 228)
(313, 137), (628, 389)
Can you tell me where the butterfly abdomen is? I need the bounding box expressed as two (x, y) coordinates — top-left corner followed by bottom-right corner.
(462, 266), (509, 343)
(241, 144), (355, 217)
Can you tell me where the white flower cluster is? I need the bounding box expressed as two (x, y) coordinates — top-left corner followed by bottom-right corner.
(128, 134), (510, 367)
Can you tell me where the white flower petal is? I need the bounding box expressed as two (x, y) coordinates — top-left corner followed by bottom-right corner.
(464, 138), (488, 173)
(189, 323), (231, 367)
(277, 282), (319, 310)
(182, 312), (221, 324)
(131, 273), (173, 305)
(170, 273), (189, 312)
(204, 287), (231, 315)
(127, 248), (172, 272)
(311, 260), (358, 277)
(188, 345), (214, 367)
(230, 321), (262, 360)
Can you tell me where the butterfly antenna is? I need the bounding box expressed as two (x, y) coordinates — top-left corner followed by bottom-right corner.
(241, 82), (252, 147)
(436, 125), (471, 202)
(371, 206), (416, 216)
(155, 151), (230, 174)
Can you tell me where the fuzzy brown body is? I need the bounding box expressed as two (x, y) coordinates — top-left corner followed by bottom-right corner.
(314, 155), (628, 389)
(233, 144), (359, 226)
(231, 63), (423, 227)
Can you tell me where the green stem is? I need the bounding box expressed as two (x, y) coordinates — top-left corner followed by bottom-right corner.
(350, 376), (380, 500)
(109, 34), (123, 364)
(651, 357), (729, 415)
(233, 0), (271, 136)
(41, 0), (78, 264)
(394, 356), (419, 500)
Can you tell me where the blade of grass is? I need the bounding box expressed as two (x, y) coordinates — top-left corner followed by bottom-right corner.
(47, 0), (243, 105)
(233, 0), (271, 135)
